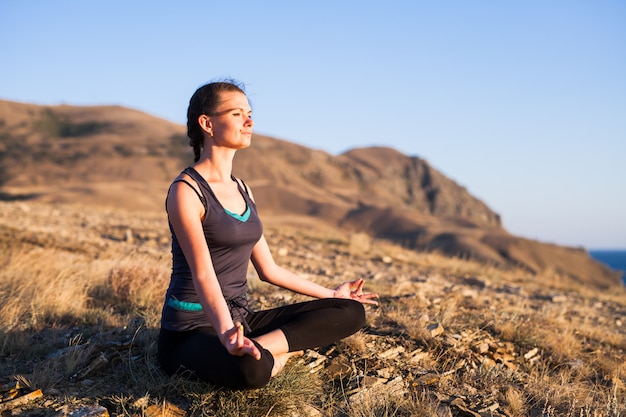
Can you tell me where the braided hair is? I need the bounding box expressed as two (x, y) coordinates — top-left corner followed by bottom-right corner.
(186, 80), (246, 162)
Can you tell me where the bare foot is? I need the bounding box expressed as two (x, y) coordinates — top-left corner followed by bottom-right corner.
(270, 350), (304, 377)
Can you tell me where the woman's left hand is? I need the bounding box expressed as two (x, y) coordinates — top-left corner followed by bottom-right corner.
(333, 279), (378, 305)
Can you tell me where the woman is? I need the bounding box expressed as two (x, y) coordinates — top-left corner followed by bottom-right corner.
(157, 80), (378, 389)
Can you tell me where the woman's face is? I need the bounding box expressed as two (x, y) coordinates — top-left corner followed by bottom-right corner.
(207, 91), (253, 149)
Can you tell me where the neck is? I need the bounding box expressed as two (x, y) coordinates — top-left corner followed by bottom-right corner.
(194, 146), (236, 182)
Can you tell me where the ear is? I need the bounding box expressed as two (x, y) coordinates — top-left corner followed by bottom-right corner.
(198, 114), (213, 135)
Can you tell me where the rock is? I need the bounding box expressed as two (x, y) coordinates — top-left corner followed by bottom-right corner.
(408, 349), (429, 364)
(476, 342), (490, 354)
(124, 229), (133, 243)
(0, 388), (43, 412)
(376, 367), (394, 379)
(427, 323), (444, 337)
(379, 346), (405, 359)
(325, 359), (352, 379)
(567, 359), (583, 369)
(450, 397), (482, 417)
(443, 335), (459, 346)
(64, 405), (110, 417)
(461, 288), (478, 298)
(503, 361), (517, 370)
(493, 352), (515, 363)
(524, 347), (539, 360)
(71, 352), (109, 381)
(305, 350), (327, 373)
(145, 402), (185, 417)
(290, 403), (322, 417)
(481, 357), (497, 368)
(348, 376), (406, 403)
(478, 402), (501, 414)
(416, 373), (440, 386)
(132, 396), (149, 409)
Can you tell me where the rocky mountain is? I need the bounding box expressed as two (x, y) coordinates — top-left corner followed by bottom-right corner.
(0, 99), (621, 288)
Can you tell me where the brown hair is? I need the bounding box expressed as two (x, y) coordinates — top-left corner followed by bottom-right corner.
(186, 80), (246, 162)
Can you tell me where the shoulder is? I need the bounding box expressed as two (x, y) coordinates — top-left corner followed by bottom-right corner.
(169, 173), (202, 197)
(167, 173), (206, 214)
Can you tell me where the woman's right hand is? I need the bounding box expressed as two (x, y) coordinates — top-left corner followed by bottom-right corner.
(221, 323), (262, 360)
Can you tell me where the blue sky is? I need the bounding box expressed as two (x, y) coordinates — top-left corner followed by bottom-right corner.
(1, 1), (625, 249)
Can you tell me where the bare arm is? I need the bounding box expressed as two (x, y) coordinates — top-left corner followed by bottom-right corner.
(251, 235), (334, 298)
(251, 234), (378, 304)
(167, 179), (260, 358)
(244, 183), (377, 304)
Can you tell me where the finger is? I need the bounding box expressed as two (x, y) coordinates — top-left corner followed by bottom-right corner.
(236, 323), (244, 348)
(249, 343), (262, 360)
(245, 346), (261, 360)
(351, 278), (364, 290)
(355, 279), (365, 294)
(362, 292), (379, 298)
(359, 297), (379, 305)
(359, 293), (379, 305)
(240, 338), (262, 360)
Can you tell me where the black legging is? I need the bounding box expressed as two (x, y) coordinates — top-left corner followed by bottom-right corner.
(157, 298), (365, 389)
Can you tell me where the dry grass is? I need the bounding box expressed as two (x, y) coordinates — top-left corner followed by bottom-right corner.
(1, 200), (625, 416)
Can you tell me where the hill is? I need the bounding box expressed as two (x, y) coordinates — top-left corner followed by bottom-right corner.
(0, 99), (621, 288)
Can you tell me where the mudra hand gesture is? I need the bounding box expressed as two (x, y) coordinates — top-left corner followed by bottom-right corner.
(221, 322), (262, 359)
(333, 279), (378, 305)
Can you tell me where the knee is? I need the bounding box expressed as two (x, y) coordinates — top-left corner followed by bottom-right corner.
(343, 299), (366, 331)
(233, 353), (273, 389)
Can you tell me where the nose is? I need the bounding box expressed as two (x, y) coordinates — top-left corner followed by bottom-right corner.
(245, 115), (253, 127)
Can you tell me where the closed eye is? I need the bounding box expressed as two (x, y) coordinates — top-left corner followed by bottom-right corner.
(212, 107), (252, 118)
(233, 111), (252, 119)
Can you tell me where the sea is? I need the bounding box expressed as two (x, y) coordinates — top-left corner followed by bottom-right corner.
(589, 250), (626, 285)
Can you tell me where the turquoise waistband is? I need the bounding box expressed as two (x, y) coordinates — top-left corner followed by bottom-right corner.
(167, 294), (248, 313)
(167, 297), (203, 312)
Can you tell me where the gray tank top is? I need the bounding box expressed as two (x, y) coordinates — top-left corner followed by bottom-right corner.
(160, 167), (263, 331)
